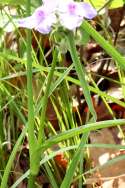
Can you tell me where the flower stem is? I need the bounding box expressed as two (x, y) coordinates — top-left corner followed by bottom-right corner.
(26, 0), (36, 186)
(33, 48), (58, 177)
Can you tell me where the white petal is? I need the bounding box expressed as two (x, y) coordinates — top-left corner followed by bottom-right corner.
(36, 24), (51, 34)
(35, 13), (57, 34)
(79, 2), (97, 19)
(43, 0), (60, 12)
(18, 16), (37, 29)
(58, 0), (75, 13)
(59, 13), (83, 30)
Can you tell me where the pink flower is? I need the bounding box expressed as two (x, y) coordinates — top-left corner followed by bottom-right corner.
(17, 0), (97, 34)
(18, 1), (57, 34)
(58, 1), (97, 30)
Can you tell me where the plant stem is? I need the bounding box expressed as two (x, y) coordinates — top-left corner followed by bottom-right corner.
(28, 174), (36, 188)
(38, 48), (58, 145)
(27, 11), (36, 149)
(26, 0), (36, 186)
(33, 48), (58, 178)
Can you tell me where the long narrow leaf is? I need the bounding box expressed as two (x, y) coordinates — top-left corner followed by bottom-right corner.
(67, 32), (97, 121)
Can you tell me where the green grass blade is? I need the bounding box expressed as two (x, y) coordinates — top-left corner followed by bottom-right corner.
(40, 119), (125, 151)
(60, 132), (89, 188)
(44, 162), (59, 188)
(81, 21), (125, 70)
(49, 63), (74, 94)
(1, 126), (28, 188)
(67, 32), (97, 121)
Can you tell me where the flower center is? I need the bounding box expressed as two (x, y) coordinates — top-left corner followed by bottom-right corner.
(68, 3), (76, 14)
(36, 10), (45, 21)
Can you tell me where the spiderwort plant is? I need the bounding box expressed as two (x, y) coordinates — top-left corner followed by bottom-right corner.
(1, 1), (125, 188)
(17, 0), (97, 118)
(17, 0), (97, 187)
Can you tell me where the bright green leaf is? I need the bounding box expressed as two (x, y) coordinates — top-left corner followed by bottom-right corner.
(84, 0), (124, 9)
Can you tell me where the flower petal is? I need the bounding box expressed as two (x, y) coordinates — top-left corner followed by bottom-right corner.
(18, 16), (36, 29)
(18, 6), (46, 29)
(58, 0), (76, 13)
(32, 6), (46, 24)
(59, 13), (83, 30)
(35, 24), (51, 34)
(35, 13), (57, 34)
(42, 0), (60, 12)
(18, 4), (57, 34)
(58, 0), (84, 30)
(80, 2), (97, 19)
